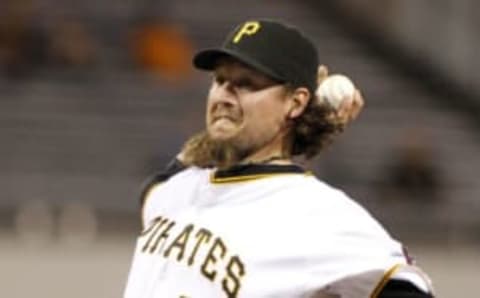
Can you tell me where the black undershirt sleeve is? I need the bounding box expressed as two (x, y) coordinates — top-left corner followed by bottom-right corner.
(378, 279), (434, 298)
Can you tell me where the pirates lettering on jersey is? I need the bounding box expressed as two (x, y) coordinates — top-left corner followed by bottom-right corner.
(140, 215), (245, 298)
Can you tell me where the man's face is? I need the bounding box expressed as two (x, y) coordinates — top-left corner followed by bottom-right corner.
(206, 59), (292, 156)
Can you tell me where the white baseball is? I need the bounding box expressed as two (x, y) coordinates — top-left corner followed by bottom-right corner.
(315, 74), (356, 109)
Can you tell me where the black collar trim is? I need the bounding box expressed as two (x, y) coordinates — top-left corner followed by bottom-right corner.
(211, 163), (307, 184)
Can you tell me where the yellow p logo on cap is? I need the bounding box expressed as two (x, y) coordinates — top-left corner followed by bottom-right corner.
(233, 21), (261, 43)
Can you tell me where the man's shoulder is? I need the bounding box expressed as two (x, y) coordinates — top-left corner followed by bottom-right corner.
(139, 166), (209, 207)
(291, 175), (359, 209)
(139, 167), (211, 226)
(292, 176), (393, 237)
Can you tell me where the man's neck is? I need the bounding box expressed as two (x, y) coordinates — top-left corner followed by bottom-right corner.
(241, 136), (291, 165)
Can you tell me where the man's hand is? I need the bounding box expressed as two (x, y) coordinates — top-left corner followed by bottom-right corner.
(317, 65), (365, 125)
(337, 89), (364, 123)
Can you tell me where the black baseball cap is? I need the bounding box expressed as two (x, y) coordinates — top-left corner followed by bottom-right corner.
(193, 19), (319, 93)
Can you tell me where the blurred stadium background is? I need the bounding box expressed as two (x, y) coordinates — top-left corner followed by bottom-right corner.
(0, 0), (479, 297)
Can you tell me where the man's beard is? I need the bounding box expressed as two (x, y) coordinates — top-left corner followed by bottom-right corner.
(180, 130), (251, 169)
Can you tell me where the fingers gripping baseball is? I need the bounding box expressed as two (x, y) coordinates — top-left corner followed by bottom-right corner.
(337, 89), (364, 123)
(317, 65), (329, 85)
(315, 65), (365, 125)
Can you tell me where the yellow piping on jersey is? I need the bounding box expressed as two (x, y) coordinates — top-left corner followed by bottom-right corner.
(210, 171), (313, 184)
(370, 263), (403, 298)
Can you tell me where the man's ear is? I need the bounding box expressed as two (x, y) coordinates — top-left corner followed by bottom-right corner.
(286, 87), (311, 119)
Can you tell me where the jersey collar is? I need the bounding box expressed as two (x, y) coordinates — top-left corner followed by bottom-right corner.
(211, 163), (308, 184)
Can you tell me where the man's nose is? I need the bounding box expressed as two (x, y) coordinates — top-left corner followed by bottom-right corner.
(210, 82), (237, 107)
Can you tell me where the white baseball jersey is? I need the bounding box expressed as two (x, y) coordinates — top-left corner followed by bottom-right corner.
(124, 164), (432, 298)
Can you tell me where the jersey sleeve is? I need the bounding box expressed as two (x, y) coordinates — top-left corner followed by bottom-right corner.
(302, 190), (434, 298)
(307, 258), (434, 298)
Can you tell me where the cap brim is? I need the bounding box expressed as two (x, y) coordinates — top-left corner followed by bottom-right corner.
(193, 48), (285, 83)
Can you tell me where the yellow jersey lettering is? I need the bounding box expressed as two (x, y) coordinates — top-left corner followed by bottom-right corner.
(140, 216), (162, 236)
(164, 224), (194, 261)
(149, 219), (175, 253)
(222, 255), (245, 298)
(138, 215), (247, 296)
(188, 228), (212, 266)
(141, 217), (167, 252)
(233, 21), (260, 43)
(201, 237), (227, 281)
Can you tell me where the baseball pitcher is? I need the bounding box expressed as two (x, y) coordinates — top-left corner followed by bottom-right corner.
(124, 19), (434, 298)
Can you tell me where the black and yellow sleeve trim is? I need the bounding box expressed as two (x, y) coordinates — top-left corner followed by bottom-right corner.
(371, 264), (402, 298)
(371, 264), (434, 298)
